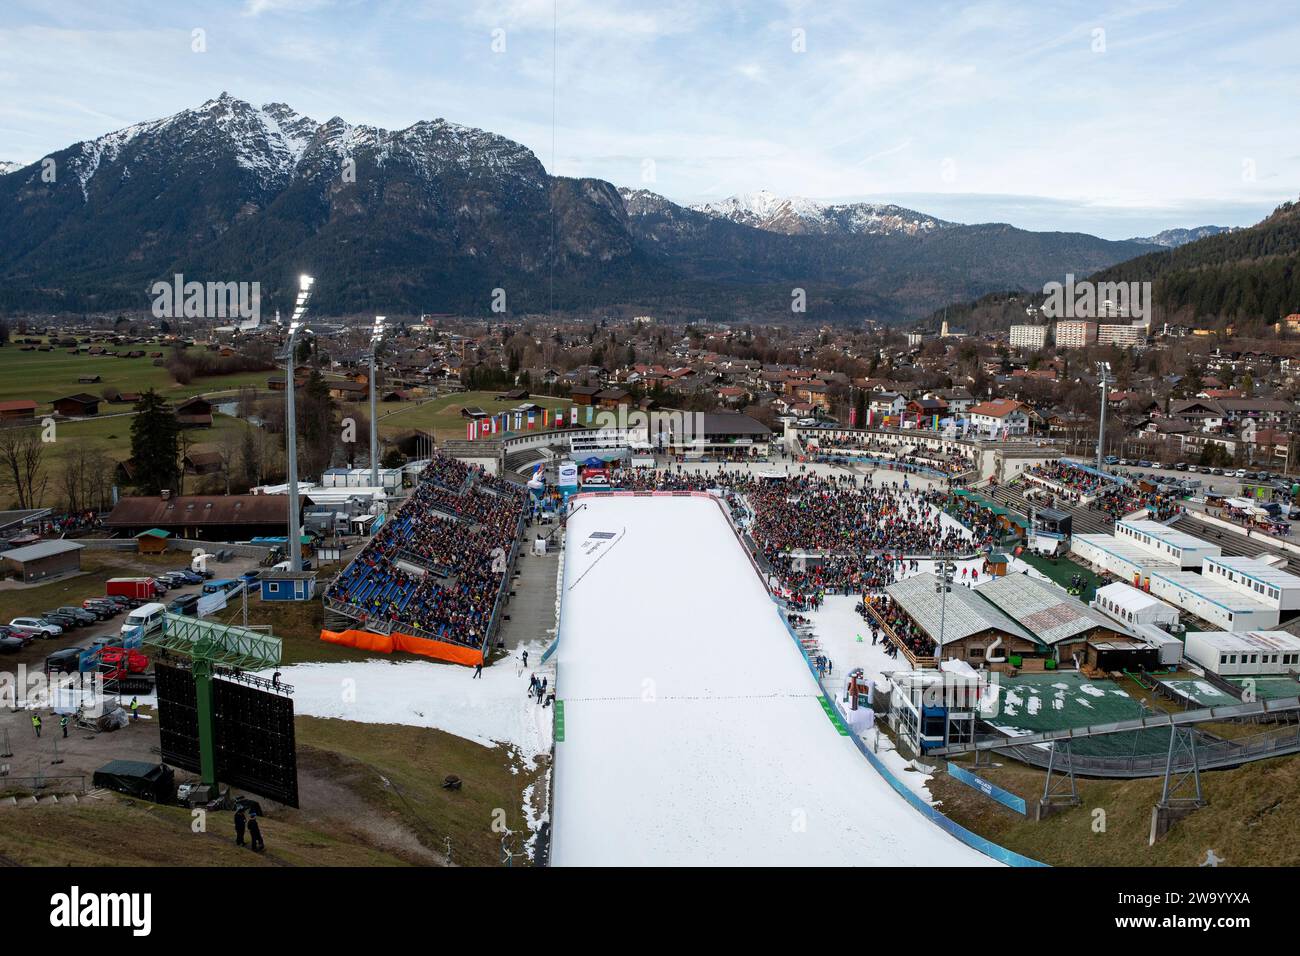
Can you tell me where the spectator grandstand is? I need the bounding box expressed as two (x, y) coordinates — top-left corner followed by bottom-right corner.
(324, 451), (527, 653)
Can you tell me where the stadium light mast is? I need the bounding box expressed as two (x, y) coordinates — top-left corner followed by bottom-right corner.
(1096, 361), (1112, 472)
(369, 316), (385, 489)
(284, 274), (314, 572)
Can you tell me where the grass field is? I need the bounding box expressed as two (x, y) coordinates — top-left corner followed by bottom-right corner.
(0, 346), (272, 406)
(1021, 550), (1107, 602)
(377, 390), (576, 442)
(35, 410), (255, 474)
(0, 718), (541, 867)
(932, 749), (1300, 866)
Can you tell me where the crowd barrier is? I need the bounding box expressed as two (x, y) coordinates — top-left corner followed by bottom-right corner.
(320, 627), (485, 666)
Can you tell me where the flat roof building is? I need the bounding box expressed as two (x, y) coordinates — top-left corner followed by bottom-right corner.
(1151, 569), (1277, 633)
(1, 540), (84, 583)
(1183, 630), (1300, 676)
(1201, 555), (1300, 614)
(1071, 532), (1274, 631)
(1115, 518), (1221, 570)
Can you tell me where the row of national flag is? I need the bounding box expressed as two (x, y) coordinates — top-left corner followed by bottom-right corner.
(466, 404), (598, 440)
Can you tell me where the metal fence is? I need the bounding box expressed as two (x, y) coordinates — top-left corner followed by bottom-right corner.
(995, 722), (1300, 779)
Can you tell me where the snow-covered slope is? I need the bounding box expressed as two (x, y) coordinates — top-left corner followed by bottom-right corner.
(690, 189), (953, 236)
(0, 161), (20, 176)
(551, 494), (998, 866)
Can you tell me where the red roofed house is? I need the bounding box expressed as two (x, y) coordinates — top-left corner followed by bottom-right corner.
(968, 398), (1030, 436)
(0, 399), (37, 424)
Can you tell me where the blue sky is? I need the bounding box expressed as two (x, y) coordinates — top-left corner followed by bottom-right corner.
(1, 0), (1297, 238)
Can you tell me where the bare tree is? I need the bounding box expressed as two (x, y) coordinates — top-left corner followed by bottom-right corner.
(215, 427), (241, 494)
(177, 430), (194, 496)
(0, 425), (48, 510)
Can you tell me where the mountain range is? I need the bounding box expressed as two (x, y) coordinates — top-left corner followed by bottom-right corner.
(0, 94), (1228, 321)
(1128, 225), (1242, 248)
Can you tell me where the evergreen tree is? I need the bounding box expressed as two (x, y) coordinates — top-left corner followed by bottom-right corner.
(130, 389), (180, 494)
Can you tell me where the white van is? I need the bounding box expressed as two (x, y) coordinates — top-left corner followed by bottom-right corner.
(120, 602), (167, 641)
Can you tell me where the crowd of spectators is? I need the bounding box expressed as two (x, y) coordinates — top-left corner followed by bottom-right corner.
(1024, 462), (1113, 502)
(326, 453), (526, 648)
(601, 463), (979, 597)
(1025, 461), (1185, 523)
(861, 593), (938, 660)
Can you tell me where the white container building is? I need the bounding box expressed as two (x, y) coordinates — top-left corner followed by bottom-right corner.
(1201, 555), (1300, 614)
(1183, 630), (1300, 676)
(1115, 519), (1221, 570)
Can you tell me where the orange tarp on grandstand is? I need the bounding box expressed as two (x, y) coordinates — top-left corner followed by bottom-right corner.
(320, 628), (484, 667)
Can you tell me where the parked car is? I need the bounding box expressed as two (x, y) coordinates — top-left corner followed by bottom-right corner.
(167, 594), (199, 615)
(44, 647), (83, 673)
(120, 603), (167, 642)
(0, 624), (30, 645)
(9, 617), (62, 638)
(57, 606), (98, 626)
(0, 626), (30, 652)
(1174, 462), (1188, 471)
(82, 600), (118, 619)
(1103, 455), (1119, 465)
(40, 611), (81, 630)
(172, 569), (203, 585)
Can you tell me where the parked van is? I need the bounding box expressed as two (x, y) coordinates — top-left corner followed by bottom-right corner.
(120, 602), (167, 642)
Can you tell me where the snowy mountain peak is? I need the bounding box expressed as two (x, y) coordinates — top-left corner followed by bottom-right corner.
(1129, 225), (1242, 248)
(689, 190), (953, 237)
(52, 94), (551, 202)
(0, 161), (21, 176)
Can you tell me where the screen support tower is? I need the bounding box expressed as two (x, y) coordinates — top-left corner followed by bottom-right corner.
(369, 316), (385, 488)
(146, 613), (282, 796)
(284, 275), (314, 572)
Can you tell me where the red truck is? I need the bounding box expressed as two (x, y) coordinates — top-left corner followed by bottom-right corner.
(105, 577), (158, 601)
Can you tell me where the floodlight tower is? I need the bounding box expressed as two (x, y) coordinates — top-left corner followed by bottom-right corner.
(1096, 361), (1112, 472)
(284, 275), (314, 572)
(369, 316), (386, 489)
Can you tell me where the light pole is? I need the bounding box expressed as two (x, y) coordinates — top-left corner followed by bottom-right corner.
(935, 554), (956, 655)
(284, 274), (314, 573)
(1096, 361), (1112, 472)
(369, 316), (385, 488)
